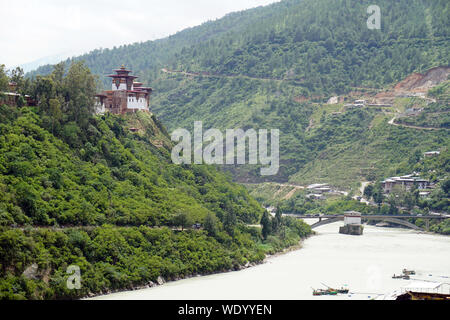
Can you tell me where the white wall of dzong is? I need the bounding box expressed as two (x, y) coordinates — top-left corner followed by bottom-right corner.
(126, 94), (147, 110)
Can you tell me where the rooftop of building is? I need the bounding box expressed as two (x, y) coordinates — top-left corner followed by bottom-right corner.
(382, 173), (430, 184)
(344, 211), (362, 217)
(307, 183), (330, 189)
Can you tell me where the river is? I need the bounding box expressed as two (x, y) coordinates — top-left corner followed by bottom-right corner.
(92, 222), (450, 300)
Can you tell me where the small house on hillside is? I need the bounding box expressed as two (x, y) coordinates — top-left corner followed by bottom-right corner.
(354, 100), (367, 107)
(344, 99), (367, 108)
(307, 183), (332, 194)
(0, 82), (36, 107)
(424, 151), (440, 157)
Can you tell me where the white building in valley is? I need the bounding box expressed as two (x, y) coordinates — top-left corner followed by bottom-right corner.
(344, 211), (362, 225)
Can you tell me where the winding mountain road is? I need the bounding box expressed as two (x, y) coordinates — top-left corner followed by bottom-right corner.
(161, 68), (290, 83)
(388, 114), (447, 130)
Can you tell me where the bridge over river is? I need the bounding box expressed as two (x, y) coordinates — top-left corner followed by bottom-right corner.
(285, 214), (449, 231)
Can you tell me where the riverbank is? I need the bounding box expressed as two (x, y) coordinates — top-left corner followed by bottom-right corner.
(85, 234), (313, 299)
(88, 221), (448, 300)
(84, 261), (263, 299)
(1, 213), (313, 300)
(92, 224), (450, 300)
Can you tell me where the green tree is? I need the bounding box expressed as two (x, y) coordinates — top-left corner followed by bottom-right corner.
(16, 95), (26, 108)
(50, 62), (65, 87)
(9, 67), (24, 93)
(260, 211), (271, 240)
(363, 184), (374, 199)
(223, 211), (236, 236)
(388, 194), (399, 215)
(442, 178), (450, 195)
(48, 98), (62, 133)
(203, 213), (218, 236)
(174, 212), (193, 231)
(275, 206), (282, 224)
(403, 192), (415, 211)
(0, 65), (8, 92)
(272, 206), (282, 232)
(63, 61), (97, 127)
(33, 76), (56, 112)
(373, 183), (384, 210)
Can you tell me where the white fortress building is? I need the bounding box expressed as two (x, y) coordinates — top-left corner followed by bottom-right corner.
(95, 65), (152, 114)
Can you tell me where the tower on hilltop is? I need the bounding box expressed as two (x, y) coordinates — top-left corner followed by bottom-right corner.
(95, 65), (153, 114)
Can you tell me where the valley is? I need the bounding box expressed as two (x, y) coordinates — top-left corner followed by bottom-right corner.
(1, 0), (449, 300)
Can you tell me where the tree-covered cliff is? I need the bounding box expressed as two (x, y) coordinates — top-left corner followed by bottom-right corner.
(0, 62), (312, 299)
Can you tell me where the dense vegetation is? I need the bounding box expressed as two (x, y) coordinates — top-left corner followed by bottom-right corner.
(28, 0), (450, 188)
(0, 62), (312, 299)
(0, 221), (309, 300)
(9, 0), (449, 297)
(30, 0), (450, 92)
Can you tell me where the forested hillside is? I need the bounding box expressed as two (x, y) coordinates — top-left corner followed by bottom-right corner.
(0, 62), (312, 299)
(30, 0), (449, 92)
(3, 0), (449, 300)
(27, 0), (450, 189)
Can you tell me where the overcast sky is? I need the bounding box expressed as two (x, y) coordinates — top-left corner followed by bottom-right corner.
(0, 0), (279, 70)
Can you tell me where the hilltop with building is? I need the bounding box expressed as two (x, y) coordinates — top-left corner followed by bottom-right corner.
(0, 61), (315, 299)
(95, 65), (152, 114)
(24, 0), (450, 194)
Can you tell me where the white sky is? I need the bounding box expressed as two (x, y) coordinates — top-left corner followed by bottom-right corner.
(0, 0), (279, 70)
